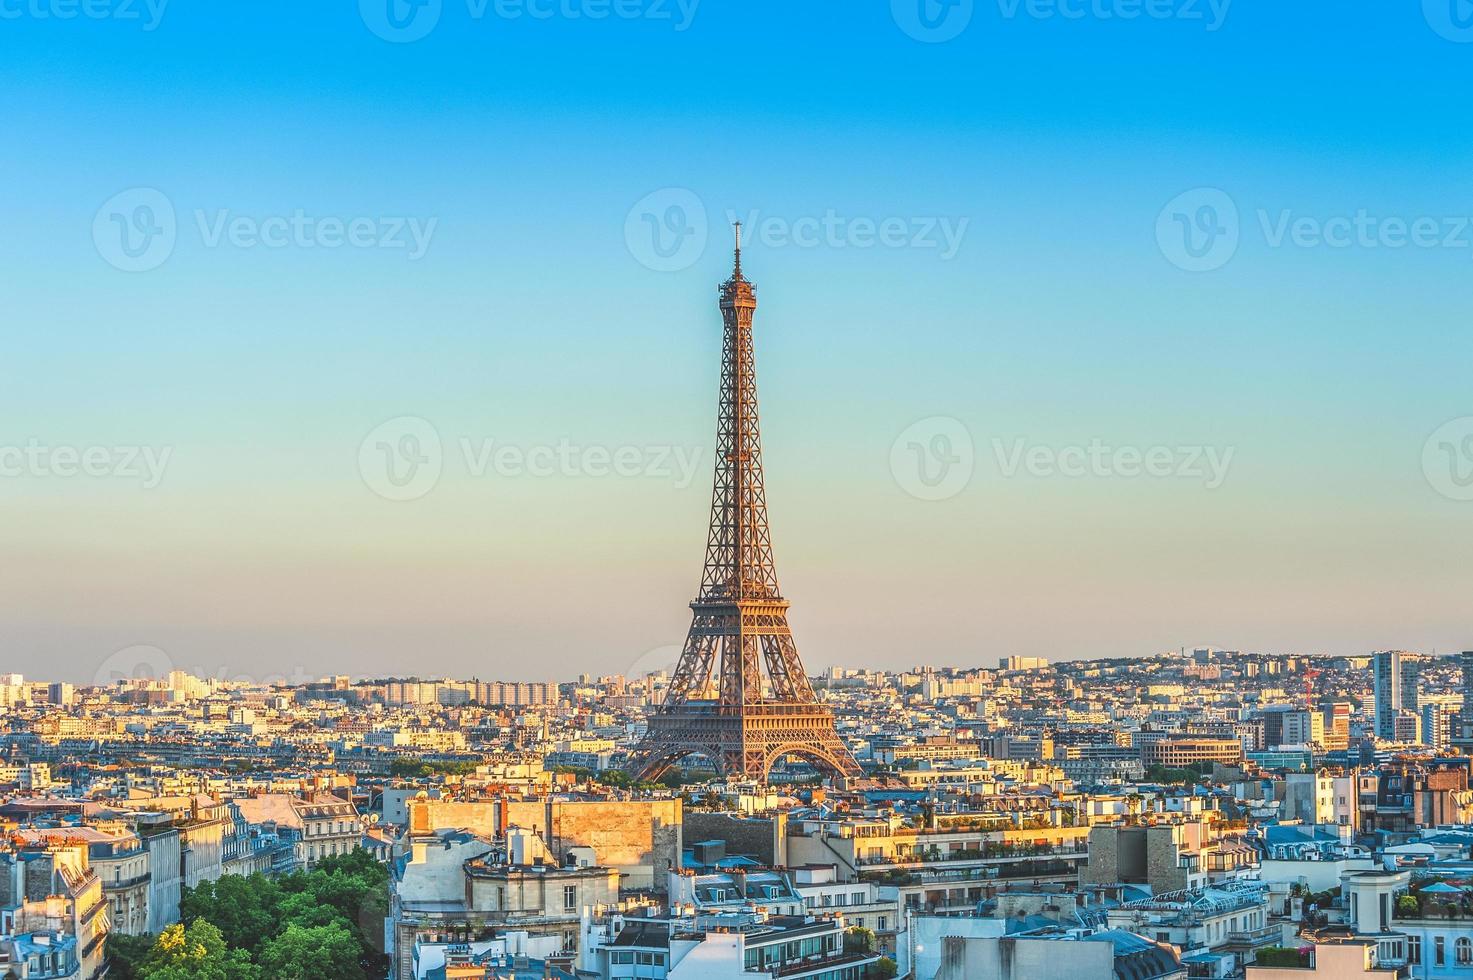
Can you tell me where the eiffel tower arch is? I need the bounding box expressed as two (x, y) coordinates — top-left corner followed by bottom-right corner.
(625, 226), (863, 785)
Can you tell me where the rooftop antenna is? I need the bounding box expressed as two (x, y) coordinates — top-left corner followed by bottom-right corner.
(733, 220), (743, 279)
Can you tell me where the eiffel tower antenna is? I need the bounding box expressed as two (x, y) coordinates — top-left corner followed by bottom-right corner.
(625, 228), (861, 783)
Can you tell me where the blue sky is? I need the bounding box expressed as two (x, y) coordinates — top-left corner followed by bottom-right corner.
(3, 1), (1473, 683)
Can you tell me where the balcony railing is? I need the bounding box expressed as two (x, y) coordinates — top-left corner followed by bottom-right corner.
(756, 951), (877, 978)
(1224, 926), (1279, 946)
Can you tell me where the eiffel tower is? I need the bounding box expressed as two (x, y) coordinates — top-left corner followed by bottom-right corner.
(626, 226), (862, 784)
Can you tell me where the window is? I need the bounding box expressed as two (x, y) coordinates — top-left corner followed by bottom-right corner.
(1409, 936), (1421, 964)
(1458, 937), (1472, 965)
(1436, 936), (1446, 966)
(611, 952), (634, 964)
(878, 917), (887, 932)
(563, 885), (577, 911)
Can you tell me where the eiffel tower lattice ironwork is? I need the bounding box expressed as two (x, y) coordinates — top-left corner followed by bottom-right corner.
(625, 225), (862, 784)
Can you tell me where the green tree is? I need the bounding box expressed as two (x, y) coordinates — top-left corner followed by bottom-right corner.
(181, 874), (283, 957)
(285, 850), (390, 959)
(845, 926), (877, 953)
(139, 921), (260, 980)
(257, 922), (365, 980)
(277, 889), (354, 931)
(105, 931), (155, 980)
(164, 850), (390, 979)
(869, 957), (899, 980)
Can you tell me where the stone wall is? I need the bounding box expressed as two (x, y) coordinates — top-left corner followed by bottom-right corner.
(505, 799), (683, 892)
(683, 812), (783, 866)
(407, 797), (682, 893)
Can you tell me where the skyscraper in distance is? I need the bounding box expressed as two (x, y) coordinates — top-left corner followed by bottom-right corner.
(1373, 650), (1401, 740)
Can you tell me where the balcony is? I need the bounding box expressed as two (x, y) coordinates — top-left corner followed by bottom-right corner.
(757, 951), (879, 978)
(1223, 926), (1280, 948)
(103, 872), (152, 891)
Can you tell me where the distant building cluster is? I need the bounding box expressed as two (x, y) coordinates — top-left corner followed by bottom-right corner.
(382, 679), (557, 707)
(1, 647), (1473, 977)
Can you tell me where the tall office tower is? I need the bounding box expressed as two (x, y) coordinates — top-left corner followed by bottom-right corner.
(1461, 651), (1473, 716)
(1320, 701), (1351, 751)
(625, 229), (861, 782)
(1401, 656), (1420, 714)
(1373, 650), (1403, 740)
(1422, 700), (1458, 751)
(1282, 709), (1324, 747)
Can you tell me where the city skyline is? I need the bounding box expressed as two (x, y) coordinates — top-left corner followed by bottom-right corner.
(6, 4), (1473, 682)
